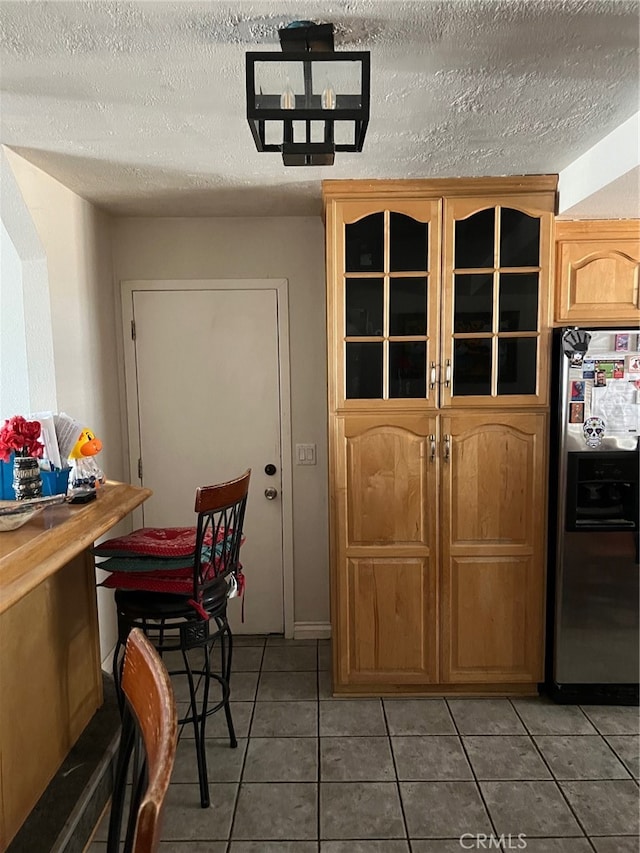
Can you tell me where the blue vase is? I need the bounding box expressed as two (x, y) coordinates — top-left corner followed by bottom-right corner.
(0, 453), (15, 499)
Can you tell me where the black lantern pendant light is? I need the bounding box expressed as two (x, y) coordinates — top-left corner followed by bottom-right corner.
(245, 21), (370, 166)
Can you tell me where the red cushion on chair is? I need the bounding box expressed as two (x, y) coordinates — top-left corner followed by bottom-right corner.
(99, 559), (243, 597)
(100, 565), (194, 593)
(96, 527), (245, 600)
(93, 527), (212, 558)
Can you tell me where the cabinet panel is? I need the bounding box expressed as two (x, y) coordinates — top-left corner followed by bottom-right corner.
(345, 557), (437, 681)
(444, 556), (537, 680)
(555, 221), (640, 325)
(440, 412), (547, 683)
(333, 414), (438, 685)
(346, 426), (429, 545)
(449, 421), (535, 546)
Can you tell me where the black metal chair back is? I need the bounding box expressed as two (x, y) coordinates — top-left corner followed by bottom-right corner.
(192, 471), (250, 602)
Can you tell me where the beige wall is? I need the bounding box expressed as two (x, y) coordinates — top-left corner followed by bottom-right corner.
(111, 216), (330, 627)
(6, 149), (125, 662)
(4, 152), (331, 644)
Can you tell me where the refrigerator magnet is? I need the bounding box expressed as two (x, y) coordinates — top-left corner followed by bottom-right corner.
(595, 360), (615, 378)
(627, 355), (640, 377)
(583, 416), (605, 447)
(594, 369), (607, 387)
(562, 328), (591, 361)
(613, 360), (625, 379)
(569, 402), (584, 424)
(582, 359), (595, 379)
(615, 333), (630, 352)
(571, 380), (585, 402)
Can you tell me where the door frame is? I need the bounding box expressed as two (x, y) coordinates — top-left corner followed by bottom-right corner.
(120, 278), (295, 638)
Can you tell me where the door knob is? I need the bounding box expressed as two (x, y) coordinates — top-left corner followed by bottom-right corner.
(264, 487), (278, 500)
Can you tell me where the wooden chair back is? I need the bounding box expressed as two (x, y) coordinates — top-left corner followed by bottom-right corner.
(107, 628), (178, 853)
(192, 469), (251, 595)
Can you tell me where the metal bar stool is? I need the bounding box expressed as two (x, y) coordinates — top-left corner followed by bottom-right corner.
(99, 470), (250, 808)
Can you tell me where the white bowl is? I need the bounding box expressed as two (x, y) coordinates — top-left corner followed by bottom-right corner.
(0, 506), (44, 531)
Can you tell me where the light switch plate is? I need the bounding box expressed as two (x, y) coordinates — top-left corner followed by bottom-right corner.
(296, 443), (316, 465)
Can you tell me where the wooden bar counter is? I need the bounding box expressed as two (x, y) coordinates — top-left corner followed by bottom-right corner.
(0, 481), (151, 850)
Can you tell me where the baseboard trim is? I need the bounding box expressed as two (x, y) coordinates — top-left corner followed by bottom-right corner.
(294, 621), (332, 640)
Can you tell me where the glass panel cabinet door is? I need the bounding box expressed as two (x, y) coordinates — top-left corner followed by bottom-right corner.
(442, 195), (553, 407)
(330, 199), (441, 408)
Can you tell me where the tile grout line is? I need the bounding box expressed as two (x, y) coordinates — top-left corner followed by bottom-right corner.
(444, 698), (499, 838)
(600, 733), (640, 786)
(507, 698), (596, 846)
(381, 698), (411, 847)
(224, 637), (266, 850)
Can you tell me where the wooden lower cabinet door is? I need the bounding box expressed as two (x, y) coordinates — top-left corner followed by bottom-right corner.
(333, 414), (438, 686)
(440, 412), (547, 683)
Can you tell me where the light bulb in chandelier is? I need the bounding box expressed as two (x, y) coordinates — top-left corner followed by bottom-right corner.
(280, 79), (295, 110)
(321, 79), (336, 110)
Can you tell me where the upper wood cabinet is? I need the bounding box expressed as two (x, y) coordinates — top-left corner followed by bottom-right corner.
(325, 196), (442, 411)
(442, 194), (553, 408)
(555, 220), (640, 325)
(324, 178), (557, 412)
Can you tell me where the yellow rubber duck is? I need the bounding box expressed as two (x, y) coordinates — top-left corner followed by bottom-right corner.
(68, 428), (105, 489)
(68, 428), (103, 459)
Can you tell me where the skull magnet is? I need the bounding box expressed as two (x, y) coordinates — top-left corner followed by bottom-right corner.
(583, 416), (605, 448)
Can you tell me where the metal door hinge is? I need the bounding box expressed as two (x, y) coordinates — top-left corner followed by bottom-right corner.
(137, 457), (143, 479)
(131, 320), (136, 340)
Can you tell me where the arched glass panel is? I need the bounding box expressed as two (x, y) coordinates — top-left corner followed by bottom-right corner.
(390, 213), (428, 271)
(455, 208), (494, 268)
(500, 208), (540, 267)
(346, 213), (384, 272)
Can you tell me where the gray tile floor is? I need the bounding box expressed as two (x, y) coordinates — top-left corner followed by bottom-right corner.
(88, 637), (640, 853)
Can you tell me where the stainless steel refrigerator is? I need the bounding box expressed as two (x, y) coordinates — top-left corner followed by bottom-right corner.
(548, 326), (639, 704)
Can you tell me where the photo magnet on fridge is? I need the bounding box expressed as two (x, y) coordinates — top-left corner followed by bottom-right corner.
(571, 380), (585, 402)
(615, 333), (630, 352)
(595, 360), (615, 378)
(582, 359), (595, 379)
(569, 402), (584, 424)
(627, 355), (640, 377)
(613, 360), (625, 379)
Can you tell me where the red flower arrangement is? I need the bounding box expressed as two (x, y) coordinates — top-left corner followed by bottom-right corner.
(0, 416), (44, 462)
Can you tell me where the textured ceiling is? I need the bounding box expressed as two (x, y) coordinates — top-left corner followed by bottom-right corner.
(1, 0), (638, 217)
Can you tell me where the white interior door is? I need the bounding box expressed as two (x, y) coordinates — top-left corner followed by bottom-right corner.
(123, 282), (289, 634)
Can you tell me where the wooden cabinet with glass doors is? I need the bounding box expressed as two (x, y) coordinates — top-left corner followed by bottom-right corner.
(324, 177), (556, 694)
